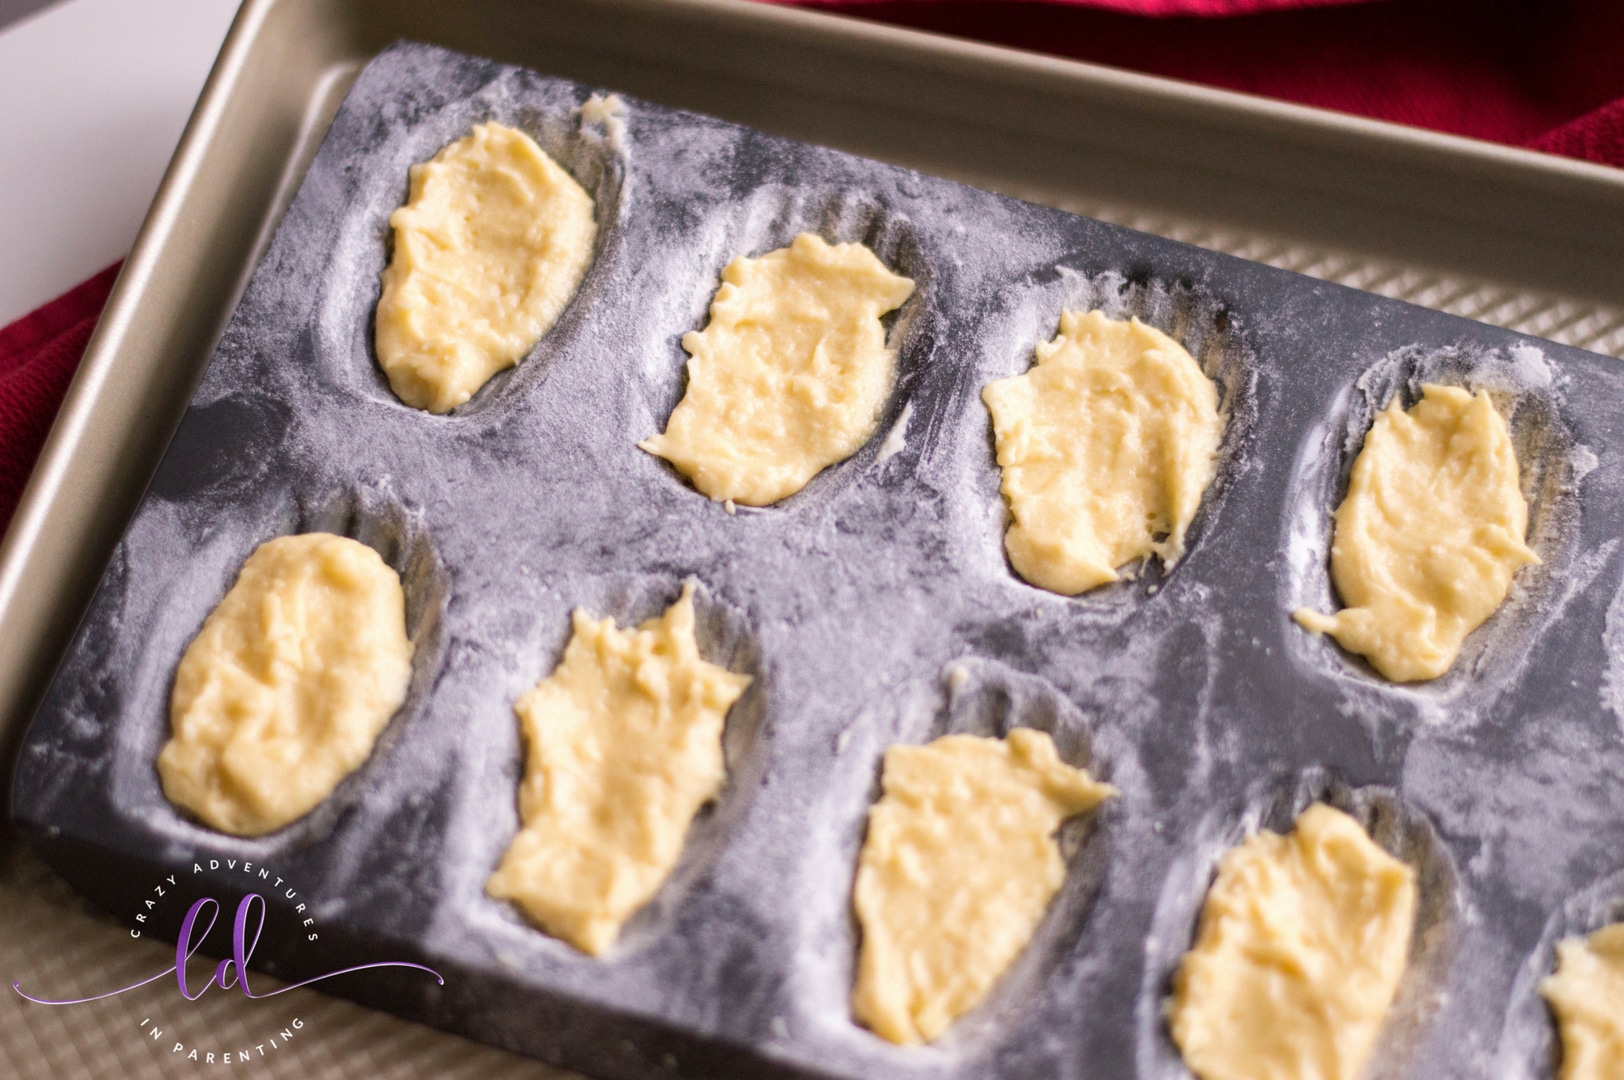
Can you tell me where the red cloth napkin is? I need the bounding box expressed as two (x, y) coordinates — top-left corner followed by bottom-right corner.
(4, 0), (1623, 539)
(785, 0), (1624, 164)
(0, 262), (120, 536)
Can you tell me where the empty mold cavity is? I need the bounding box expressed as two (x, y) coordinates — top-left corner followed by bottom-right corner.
(1134, 771), (1460, 1080)
(632, 186), (935, 515)
(315, 68), (625, 419)
(469, 576), (770, 961)
(1496, 866), (1624, 1080)
(112, 486), (449, 859)
(1281, 343), (1578, 702)
(973, 267), (1255, 606)
(815, 658), (1116, 1055)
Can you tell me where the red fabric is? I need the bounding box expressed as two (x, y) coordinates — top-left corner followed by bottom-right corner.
(784, 0), (1624, 166)
(983, 0), (1380, 12)
(0, 262), (121, 536)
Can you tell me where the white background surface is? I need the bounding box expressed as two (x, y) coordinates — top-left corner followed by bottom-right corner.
(0, 0), (239, 327)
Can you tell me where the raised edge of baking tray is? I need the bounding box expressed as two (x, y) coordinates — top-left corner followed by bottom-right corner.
(3, 2), (1624, 1077)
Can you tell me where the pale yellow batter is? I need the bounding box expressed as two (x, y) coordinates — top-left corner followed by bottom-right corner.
(157, 534), (414, 836)
(1540, 922), (1624, 1080)
(1167, 803), (1418, 1080)
(981, 310), (1222, 596)
(851, 729), (1116, 1045)
(375, 121), (597, 413)
(486, 585), (750, 955)
(639, 232), (915, 506)
(1293, 384), (1538, 682)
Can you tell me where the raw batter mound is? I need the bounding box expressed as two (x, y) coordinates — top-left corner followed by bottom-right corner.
(1540, 922), (1624, 1080)
(639, 232), (915, 506)
(852, 729), (1115, 1045)
(1167, 804), (1417, 1080)
(981, 310), (1221, 596)
(486, 584), (750, 955)
(375, 121), (597, 413)
(158, 534), (414, 836)
(1293, 383), (1538, 682)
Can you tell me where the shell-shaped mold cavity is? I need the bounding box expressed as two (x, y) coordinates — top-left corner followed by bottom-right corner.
(631, 187), (935, 516)
(315, 73), (625, 419)
(1495, 865), (1624, 1080)
(1135, 771), (1460, 1080)
(1281, 342), (1577, 702)
(794, 658), (1115, 1063)
(113, 486), (449, 860)
(967, 267), (1255, 611)
(456, 576), (769, 964)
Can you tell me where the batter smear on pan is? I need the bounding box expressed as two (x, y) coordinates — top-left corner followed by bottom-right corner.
(640, 233), (914, 506)
(852, 729), (1115, 1044)
(1167, 804), (1417, 1080)
(375, 121), (597, 413)
(487, 584), (750, 955)
(158, 534), (414, 836)
(1293, 383), (1538, 681)
(1540, 921), (1624, 1080)
(982, 310), (1222, 595)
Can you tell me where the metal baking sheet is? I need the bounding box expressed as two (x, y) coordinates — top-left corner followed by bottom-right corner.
(13, 37), (1624, 1080)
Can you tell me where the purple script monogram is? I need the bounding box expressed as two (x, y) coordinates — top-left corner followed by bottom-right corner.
(12, 894), (442, 1005)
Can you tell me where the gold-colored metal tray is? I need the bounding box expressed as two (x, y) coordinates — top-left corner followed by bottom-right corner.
(2, 1), (1622, 1076)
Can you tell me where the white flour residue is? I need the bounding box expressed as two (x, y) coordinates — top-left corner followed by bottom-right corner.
(1278, 417), (1339, 608)
(1403, 722), (1624, 909)
(580, 93), (628, 153)
(1568, 444), (1600, 491)
(1058, 267), (1129, 320)
(1497, 343), (1557, 391)
(874, 401), (913, 464)
(1602, 567), (1624, 736)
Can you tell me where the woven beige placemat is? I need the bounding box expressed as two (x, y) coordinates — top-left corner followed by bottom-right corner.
(0, 840), (573, 1079)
